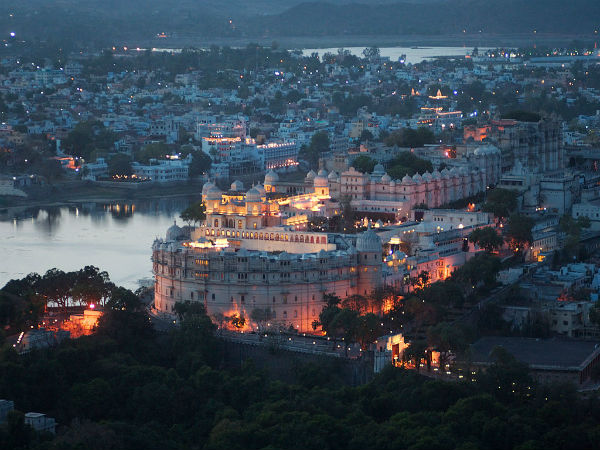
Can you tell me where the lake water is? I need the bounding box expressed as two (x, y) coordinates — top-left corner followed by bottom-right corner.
(301, 46), (487, 64)
(0, 197), (197, 290)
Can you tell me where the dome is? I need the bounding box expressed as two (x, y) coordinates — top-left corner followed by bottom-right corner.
(412, 173), (422, 183)
(402, 174), (413, 184)
(206, 185), (222, 201)
(422, 171), (432, 181)
(314, 174), (328, 188)
(305, 170), (317, 181)
(432, 170), (441, 179)
(317, 168), (328, 177)
(230, 180), (244, 191)
(356, 227), (382, 253)
(381, 173), (392, 183)
(440, 168), (450, 178)
(373, 163), (385, 174)
(166, 221), (183, 241)
(328, 171), (339, 181)
(255, 184), (266, 196)
(246, 187), (261, 202)
(202, 181), (215, 196)
(264, 170), (279, 184)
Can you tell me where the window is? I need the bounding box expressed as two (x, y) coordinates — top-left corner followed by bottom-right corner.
(211, 293), (215, 300)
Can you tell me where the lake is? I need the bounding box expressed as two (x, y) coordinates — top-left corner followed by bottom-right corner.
(0, 197), (197, 290)
(301, 46), (487, 64)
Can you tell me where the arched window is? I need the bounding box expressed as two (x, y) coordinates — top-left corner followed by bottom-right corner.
(299, 235), (304, 243)
(310, 236), (314, 243)
(315, 236), (320, 244)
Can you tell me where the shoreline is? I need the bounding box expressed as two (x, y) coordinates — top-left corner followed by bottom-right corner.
(0, 180), (205, 217)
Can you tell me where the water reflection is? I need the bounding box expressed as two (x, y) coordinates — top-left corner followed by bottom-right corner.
(0, 195), (199, 289)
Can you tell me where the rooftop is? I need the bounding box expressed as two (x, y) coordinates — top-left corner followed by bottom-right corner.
(470, 336), (600, 371)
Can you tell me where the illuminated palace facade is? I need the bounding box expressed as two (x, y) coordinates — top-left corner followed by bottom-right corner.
(152, 180), (390, 332)
(288, 148), (500, 218)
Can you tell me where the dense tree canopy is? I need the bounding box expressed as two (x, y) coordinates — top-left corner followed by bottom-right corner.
(469, 226), (504, 252)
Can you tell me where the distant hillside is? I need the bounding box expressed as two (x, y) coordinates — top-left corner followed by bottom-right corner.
(0, 0), (598, 47)
(249, 0), (600, 36)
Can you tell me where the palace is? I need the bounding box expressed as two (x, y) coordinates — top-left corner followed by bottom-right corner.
(153, 165), (494, 332)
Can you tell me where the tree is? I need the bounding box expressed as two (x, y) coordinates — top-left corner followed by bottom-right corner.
(359, 129), (374, 143)
(452, 253), (501, 289)
(180, 201), (206, 225)
(301, 131), (330, 168)
(482, 188), (518, 218)
(356, 313), (382, 349)
(505, 214), (534, 251)
(188, 151), (212, 177)
(469, 227), (504, 252)
(362, 46), (381, 60)
(352, 155), (376, 173)
(341, 294), (369, 314)
(108, 153), (132, 177)
(135, 142), (169, 163)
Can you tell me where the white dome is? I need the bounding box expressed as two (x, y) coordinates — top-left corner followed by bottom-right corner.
(402, 174), (413, 184)
(255, 184), (266, 196)
(432, 170), (442, 179)
(422, 171), (432, 181)
(305, 170), (317, 181)
(264, 170), (279, 184)
(166, 221), (183, 241)
(373, 163), (385, 174)
(356, 227), (382, 253)
(206, 185), (222, 201)
(230, 180), (244, 191)
(328, 171), (339, 180)
(314, 174), (328, 188)
(246, 187), (261, 202)
(202, 181), (215, 195)
(381, 173), (392, 183)
(412, 173), (422, 183)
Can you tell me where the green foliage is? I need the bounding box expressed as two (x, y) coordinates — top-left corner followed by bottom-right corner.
(506, 214), (535, 250)
(134, 142), (169, 164)
(386, 151), (433, 179)
(351, 155), (376, 174)
(453, 253), (502, 288)
(384, 127), (435, 148)
(482, 188), (519, 218)
(63, 121), (116, 160)
(180, 201), (206, 224)
(469, 227), (504, 252)
(188, 151), (212, 177)
(300, 131), (330, 169)
(107, 153), (132, 177)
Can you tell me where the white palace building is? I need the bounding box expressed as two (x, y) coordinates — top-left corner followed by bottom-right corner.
(153, 181), (386, 332)
(152, 161), (493, 332)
